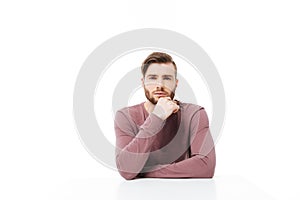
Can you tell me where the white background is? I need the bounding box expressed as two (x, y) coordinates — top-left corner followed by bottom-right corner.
(1, 0), (299, 200)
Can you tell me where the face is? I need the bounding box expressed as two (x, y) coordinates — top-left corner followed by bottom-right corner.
(142, 63), (178, 104)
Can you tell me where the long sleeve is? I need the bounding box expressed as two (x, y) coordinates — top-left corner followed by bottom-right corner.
(114, 109), (165, 180)
(142, 108), (216, 178)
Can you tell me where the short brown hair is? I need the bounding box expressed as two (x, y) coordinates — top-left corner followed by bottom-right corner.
(141, 52), (177, 78)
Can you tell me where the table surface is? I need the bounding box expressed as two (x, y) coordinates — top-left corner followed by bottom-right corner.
(51, 175), (277, 200)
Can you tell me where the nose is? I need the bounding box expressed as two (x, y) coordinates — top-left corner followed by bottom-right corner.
(156, 85), (162, 90)
(156, 78), (164, 86)
(155, 79), (164, 89)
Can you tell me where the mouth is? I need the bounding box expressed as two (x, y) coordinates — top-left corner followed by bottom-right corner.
(153, 91), (168, 97)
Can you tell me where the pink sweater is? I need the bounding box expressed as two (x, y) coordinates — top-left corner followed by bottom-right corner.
(114, 102), (216, 180)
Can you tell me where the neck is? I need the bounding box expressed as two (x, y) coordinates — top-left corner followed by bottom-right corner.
(144, 100), (155, 114)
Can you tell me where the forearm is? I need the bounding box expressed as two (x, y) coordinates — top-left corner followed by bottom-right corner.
(116, 136), (156, 180)
(143, 149), (216, 178)
(115, 112), (165, 180)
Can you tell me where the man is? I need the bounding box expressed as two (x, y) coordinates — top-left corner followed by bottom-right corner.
(114, 52), (216, 180)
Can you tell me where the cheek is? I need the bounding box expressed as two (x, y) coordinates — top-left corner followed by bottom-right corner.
(164, 82), (176, 90)
(144, 84), (156, 92)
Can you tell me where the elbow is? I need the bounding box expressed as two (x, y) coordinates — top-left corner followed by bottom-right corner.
(206, 167), (215, 178)
(119, 171), (137, 180)
(116, 159), (137, 180)
(198, 162), (215, 178)
(198, 161), (215, 178)
(115, 157), (139, 180)
(195, 151), (216, 178)
(204, 155), (216, 178)
(115, 154), (145, 180)
(206, 152), (216, 178)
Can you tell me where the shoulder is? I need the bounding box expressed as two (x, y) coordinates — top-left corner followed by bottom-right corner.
(116, 103), (143, 116)
(179, 102), (209, 128)
(179, 102), (205, 114)
(115, 103), (145, 126)
(114, 103), (145, 132)
(179, 102), (208, 121)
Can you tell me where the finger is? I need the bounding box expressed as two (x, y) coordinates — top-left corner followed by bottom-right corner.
(172, 100), (178, 105)
(173, 105), (180, 113)
(167, 101), (173, 105)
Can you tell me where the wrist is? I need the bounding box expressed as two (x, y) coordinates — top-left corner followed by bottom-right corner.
(152, 106), (166, 120)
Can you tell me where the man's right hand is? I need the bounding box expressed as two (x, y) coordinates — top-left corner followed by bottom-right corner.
(152, 97), (180, 120)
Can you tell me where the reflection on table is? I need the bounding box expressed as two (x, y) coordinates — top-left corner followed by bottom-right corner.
(117, 176), (276, 200)
(118, 178), (216, 200)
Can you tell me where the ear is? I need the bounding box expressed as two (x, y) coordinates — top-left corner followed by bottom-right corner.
(141, 77), (144, 86)
(175, 79), (179, 87)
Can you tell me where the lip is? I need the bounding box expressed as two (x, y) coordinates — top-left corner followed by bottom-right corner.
(153, 92), (167, 97)
(154, 92), (167, 95)
(154, 94), (166, 97)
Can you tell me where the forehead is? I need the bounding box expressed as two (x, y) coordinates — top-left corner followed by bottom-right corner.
(145, 63), (176, 76)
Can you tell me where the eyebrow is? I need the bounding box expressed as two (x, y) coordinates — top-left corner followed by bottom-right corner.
(147, 74), (174, 78)
(147, 74), (158, 77)
(162, 75), (173, 78)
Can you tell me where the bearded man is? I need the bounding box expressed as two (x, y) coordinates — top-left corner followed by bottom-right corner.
(114, 52), (216, 180)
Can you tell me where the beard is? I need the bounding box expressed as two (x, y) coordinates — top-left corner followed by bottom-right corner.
(144, 86), (175, 105)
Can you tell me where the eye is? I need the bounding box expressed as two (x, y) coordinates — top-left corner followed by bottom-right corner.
(163, 77), (171, 80)
(149, 77), (156, 80)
